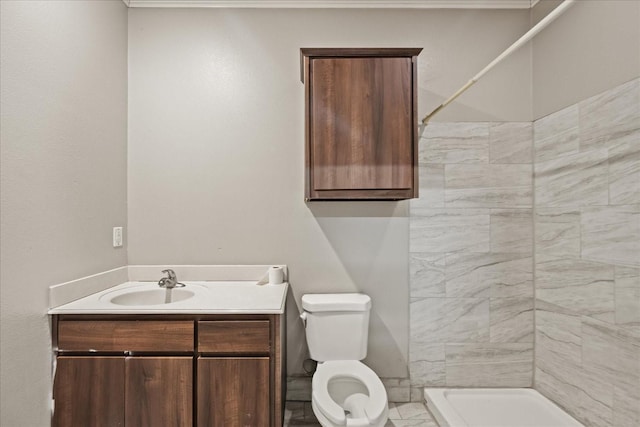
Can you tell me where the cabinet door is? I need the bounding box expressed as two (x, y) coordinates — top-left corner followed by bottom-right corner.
(311, 56), (413, 192)
(197, 357), (270, 427)
(125, 357), (193, 427)
(53, 356), (125, 427)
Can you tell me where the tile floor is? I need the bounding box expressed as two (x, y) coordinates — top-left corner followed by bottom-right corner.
(284, 401), (439, 427)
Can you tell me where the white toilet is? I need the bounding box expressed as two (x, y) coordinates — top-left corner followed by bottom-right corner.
(300, 293), (389, 427)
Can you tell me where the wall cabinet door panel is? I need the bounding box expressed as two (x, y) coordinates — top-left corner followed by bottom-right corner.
(53, 356), (125, 427)
(302, 48), (422, 201)
(124, 357), (193, 427)
(197, 357), (270, 427)
(311, 57), (413, 191)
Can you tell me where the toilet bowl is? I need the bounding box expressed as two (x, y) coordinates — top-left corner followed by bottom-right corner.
(311, 360), (389, 427)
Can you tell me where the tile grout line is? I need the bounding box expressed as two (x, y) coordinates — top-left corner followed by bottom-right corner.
(531, 119), (537, 390)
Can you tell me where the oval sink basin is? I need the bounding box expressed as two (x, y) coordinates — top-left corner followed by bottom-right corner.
(108, 289), (194, 306)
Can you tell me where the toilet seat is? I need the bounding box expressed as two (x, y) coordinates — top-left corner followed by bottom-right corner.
(312, 360), (387, 426)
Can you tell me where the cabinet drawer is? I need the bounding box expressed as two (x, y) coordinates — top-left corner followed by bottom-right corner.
(198, 321), (270, 354)
(58, 320), (194, 352)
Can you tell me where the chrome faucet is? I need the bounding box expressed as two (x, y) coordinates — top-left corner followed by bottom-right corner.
(158, 269), (183, 289)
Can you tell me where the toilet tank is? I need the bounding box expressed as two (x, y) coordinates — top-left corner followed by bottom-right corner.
(301, 293), (371, 362)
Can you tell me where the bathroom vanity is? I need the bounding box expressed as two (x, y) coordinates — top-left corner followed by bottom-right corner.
(49, 276), (287, 427)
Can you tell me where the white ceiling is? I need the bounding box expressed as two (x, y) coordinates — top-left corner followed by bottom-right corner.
(123, 0), (540, 9)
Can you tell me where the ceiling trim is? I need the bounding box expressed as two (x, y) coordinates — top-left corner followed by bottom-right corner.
(124, 0), (539, 9)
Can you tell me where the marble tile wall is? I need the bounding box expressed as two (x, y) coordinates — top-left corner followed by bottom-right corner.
(533, 78), (640, 427)
(409, 120), (534, 399)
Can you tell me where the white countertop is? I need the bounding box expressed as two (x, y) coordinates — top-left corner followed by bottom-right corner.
(48, 280), (288, 314)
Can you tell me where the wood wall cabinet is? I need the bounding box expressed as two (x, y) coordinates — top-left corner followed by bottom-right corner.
(301, 48), (422, 201)
(52, 315), (285, 427)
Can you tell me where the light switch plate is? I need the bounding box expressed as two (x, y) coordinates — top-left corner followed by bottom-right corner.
(113, 227), (123, 247)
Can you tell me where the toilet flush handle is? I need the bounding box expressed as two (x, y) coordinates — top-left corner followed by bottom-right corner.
(300, 311), (308, 328)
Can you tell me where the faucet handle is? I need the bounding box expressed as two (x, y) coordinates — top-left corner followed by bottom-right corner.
(162, 269), (177, 280)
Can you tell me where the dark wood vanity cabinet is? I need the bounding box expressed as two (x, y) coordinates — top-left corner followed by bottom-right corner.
(52, 315), (284, 427)
(301, 48), (422, 201)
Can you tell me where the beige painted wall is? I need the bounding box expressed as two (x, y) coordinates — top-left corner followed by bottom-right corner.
(0, 1), (128, 425)
(127, 7), (532, 378)
(532, 0), (640, 119)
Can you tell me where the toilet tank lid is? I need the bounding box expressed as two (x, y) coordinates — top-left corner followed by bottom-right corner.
(302, 293), (371, 312)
